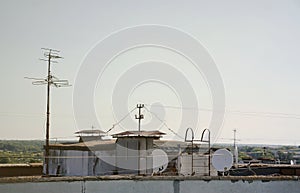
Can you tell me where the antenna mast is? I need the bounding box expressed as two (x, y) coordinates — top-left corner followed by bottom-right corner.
(135, 104), (144, 132)
(233, 129), (236, 150)
(233, 129), (238, 165)
(25, 48), (70, 176)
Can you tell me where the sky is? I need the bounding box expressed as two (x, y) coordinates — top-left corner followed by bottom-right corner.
(0, 0), (300, 145)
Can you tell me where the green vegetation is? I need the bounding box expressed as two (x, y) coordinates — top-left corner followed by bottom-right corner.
(214, 144), (298, 163)
(0, 140), (44, 164)
(237, 145), (297, 163)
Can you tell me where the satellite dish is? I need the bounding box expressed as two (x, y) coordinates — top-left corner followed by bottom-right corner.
(152, 149), (168, 173)
(212, 149), (233, 172)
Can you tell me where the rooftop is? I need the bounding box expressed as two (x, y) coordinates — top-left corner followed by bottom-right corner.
(48, 138), (189, 151)
(112, 130), (166, 138)
(0, 175), (299, 184)
(75, 129), (106, 135)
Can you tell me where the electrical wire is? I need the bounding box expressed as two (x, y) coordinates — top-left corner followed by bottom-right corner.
(2, 105), (300, 120)
(105, 107), (137, 133)
(145, 104), (300, 120)
(144, 106), (184, 140)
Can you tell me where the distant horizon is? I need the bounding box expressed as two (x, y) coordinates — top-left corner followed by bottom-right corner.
(0, 138), (298, 147)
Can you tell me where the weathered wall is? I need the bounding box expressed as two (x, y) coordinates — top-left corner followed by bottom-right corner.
(116, 137), (154, 175)
(0, 176), (299, 193)
(179, 154), (217, 176)
(0, 164), (42, 177)
(48, 149), (116, 176)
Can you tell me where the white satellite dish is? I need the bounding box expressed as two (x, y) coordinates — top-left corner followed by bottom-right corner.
(152, 149), (168, 173)
(212, 149), (233, 172)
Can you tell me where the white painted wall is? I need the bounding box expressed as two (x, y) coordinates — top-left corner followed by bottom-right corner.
(179, 154), (217, 176)
(48, 149), (116, 176)
(0, 179), (299, 193)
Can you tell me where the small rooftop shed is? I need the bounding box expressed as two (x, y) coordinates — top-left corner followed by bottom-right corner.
(75, 129), (106, 142)
(112, 130), (165, 175)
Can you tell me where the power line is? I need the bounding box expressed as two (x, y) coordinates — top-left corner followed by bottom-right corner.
(0, 112), (95, 118)
(145, 104), (300, 120)
(105, 107), (137, 133)
(146, 104), (212, 112)
(144, 106), (184, 140)
(2, 105), (300, 120)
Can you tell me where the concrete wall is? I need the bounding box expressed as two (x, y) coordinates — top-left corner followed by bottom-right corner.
(179, 154), (217, 176)
(0, 164), (42, 177)
(48, 149), (116, 176)
(116, 137), (154, 175)
(0, 176), (299, 193)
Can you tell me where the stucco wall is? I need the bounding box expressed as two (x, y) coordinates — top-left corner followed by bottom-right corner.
(48, 149), (116, 176)
(0, 176), (299, 193)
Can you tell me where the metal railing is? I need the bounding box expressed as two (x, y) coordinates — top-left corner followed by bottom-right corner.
(184, 128), (211, 176)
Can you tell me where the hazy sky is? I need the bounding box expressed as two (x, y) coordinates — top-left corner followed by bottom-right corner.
(0, 0), (300, 145)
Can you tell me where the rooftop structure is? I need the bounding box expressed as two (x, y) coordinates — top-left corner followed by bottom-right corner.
(45, 104), (214, 177)
(75, 129), (107, 142)
(112, 130), (166, 138)
(75, 129), (106, 135)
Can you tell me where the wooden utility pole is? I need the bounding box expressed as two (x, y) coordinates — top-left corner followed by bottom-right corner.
(26, 48), (70, 176)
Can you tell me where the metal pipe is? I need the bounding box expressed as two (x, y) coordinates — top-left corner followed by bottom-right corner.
(201, 128), (211, 176)
(184, 128), (194, 175)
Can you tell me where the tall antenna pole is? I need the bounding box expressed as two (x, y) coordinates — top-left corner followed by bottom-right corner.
(45, 49), (56, 176)
(233, 129), (236, 150)
(25, 48), (70, 176)
(233, 129), (238, 165)
(135, 104), (144, 132)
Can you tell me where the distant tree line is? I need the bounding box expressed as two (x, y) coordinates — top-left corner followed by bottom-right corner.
(0, 140), (44, 164)
(237, 145), (295, 163)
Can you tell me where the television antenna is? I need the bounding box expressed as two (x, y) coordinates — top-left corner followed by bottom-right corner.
(25, 48), (71, 176)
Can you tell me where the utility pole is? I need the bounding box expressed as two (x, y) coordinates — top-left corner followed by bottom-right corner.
(135, 104), (144, 132)
(233, 129), (236, 151)
(134, 104), (144, 175)
(25, 48), (70, 176)
(233, 129), (238, 165)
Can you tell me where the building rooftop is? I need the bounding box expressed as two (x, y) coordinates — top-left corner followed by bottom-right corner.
(112, 130), (166, 138)
(75, 129), (106, 136)
(48, 139), (116, 151)
(47, 138), (189, 151)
